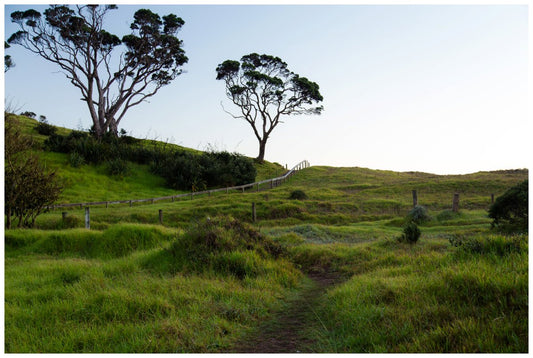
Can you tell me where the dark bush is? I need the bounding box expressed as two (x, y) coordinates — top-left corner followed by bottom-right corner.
(44, 130), (256, 191)
(68, 152), (85, 168)
(106, 158), (129, 177)
(488, 180), (528, 233)
(289, 190), (308, 200)
(35, 118), (57, 136)
(398, 221), (421, 244)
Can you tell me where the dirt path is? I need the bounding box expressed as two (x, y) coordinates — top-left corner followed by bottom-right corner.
(228, 271), (343, 353)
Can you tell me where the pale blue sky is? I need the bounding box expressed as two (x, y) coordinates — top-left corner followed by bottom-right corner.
(3, 3), (530, 174)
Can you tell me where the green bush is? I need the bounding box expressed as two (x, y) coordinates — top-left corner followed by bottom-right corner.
(289, 190), (308, 200)
(488, 180), (528, 233)
(68, 152), (85, 168)
(406, 205), (431, 224)
(449, 234), (526, 256)
(35, 119), (57, 136)
(398, 221), (421, 244)
(106, 158), (130, 177)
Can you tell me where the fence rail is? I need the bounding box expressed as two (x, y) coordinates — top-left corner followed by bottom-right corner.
(47, 160), (311, 210)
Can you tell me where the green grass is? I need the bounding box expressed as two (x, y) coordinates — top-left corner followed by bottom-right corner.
(303, 234), (528, 353)
(4, 115), (528, 352)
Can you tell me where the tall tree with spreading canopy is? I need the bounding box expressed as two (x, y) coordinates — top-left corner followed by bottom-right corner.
(8, 5), (188, 138)
(216, 53), (323, 162)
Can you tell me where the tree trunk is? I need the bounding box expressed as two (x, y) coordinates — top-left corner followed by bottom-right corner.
(6, 207), (11, 229)
(257, 138), (268, 163)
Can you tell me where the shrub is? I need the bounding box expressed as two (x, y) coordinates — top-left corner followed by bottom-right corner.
(398, 221), (421, 244)
(488, 180), (528, 233)
(5, 114), (63, 228)
(35, 118), (57, 136)
(449, 234), (527, 256)
(68, 152), (85, 168)
(106, 158), (129, 177)
(289, 190), (308, 200)
(406, 205), (431, 224)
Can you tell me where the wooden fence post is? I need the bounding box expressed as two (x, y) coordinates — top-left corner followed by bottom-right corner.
(491, 193), (494, 204)
(252, 202), (256, 223)
(85, 207), (90, 229)
(412, 190), (418, 207)
(452, 193), (460, 212)
(159, 209), (163, 225)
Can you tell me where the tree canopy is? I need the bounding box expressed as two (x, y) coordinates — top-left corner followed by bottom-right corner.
(8, 5), (188, 138)
(216, 53), (323, 162)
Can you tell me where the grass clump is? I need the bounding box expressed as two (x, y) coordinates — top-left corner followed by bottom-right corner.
(145, 216), (300, 285)
(289, 190), (308, 200)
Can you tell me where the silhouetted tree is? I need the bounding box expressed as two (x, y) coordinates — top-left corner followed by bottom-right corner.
(216, 53), (323, 162)
(4, 42), (14, 72)
(5, 114), (62, 228)
(8, 5), (188, 138)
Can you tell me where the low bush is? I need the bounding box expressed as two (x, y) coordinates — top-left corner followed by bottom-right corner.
(289, 190), (308, 200)
(68, 152), (85, 168)
(106, 158), (130, 177)
(449, 234), (527, 256)
(35, 119), (57, 136)
(398, 221), (421, 244)
(488, 180), (528, 233)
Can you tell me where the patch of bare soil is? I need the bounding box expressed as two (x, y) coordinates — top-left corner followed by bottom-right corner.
(228, 271), (344, 353)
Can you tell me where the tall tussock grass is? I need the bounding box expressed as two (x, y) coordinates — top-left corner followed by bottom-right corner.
(143, 216), (301, 286)
(305, 233), (528, 353)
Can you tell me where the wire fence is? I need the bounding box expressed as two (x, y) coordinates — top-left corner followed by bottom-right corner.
(47, 160), (311, 210)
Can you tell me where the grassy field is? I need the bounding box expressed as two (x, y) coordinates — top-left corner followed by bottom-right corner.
(4, 116), (528, 352)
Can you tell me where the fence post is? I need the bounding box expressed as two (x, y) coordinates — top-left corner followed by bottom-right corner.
(62, 212), (68, 221)
(159, 209), (163, 225)
(452, 193), (460, 212)
(85, 207), (90, 229)
(412, 190), (418, 207)
(491, 193), (494, 204)
(252, 202), (256, 222)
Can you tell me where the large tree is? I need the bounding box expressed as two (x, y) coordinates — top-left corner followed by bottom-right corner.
(216, 53), (323, 162)
(8, 5), (188, 138)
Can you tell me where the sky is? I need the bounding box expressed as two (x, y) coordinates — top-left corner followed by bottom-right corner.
(2, 1), (531, 174)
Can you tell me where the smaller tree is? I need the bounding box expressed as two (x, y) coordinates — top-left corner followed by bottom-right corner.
(216, 53), (323, 162)
(488, 180), (528, 233)
(5, 114), (62, 228)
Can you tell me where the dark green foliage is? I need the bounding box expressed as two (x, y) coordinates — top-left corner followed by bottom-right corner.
(20, 111), (36, 118)
(151, 150), (256, 191)
(45, 130), (256, 191)
(449, 234), (527, 256)
(35, 117), (56, 136)
(398, 221), (421, 244)
(68, 152), (85, 168)
(406, 205), (431, 224)
(488, 180), (528, 233)
(106, 158), (129, 177)
(289, 190), (308, 200)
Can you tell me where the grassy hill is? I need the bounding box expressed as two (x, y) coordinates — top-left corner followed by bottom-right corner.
(4, 115), (528, 353)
